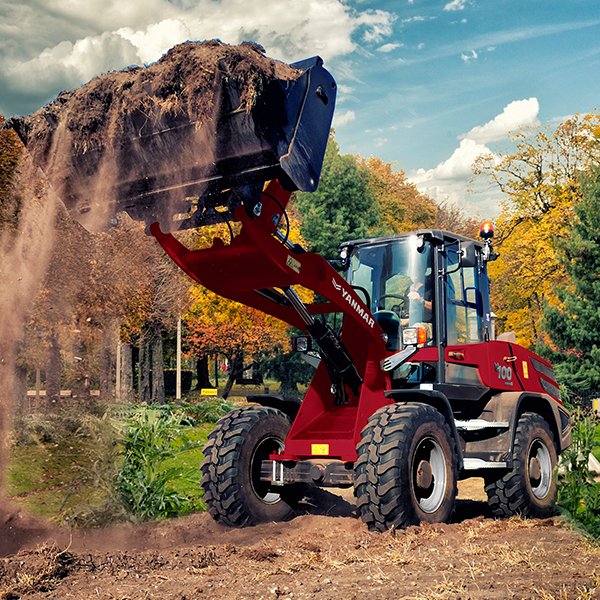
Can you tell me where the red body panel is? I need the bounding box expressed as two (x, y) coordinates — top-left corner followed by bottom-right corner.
(444, 341), (561, 401)
(151, 180), (392, 462)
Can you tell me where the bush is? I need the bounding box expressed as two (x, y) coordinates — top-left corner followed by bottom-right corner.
(118, 405), (201, 521)
(185, 398), (240, 423)
(556, 408), (600, 538)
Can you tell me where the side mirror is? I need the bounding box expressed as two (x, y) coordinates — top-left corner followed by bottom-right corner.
(460, 241), (477, 268)
(292, 336), (312, 352)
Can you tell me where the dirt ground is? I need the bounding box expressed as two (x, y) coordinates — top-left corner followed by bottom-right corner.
(1, 479), (598, 600)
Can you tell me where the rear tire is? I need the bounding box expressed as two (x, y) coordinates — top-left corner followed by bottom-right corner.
(485, 412), (557, 519)
(354, 403), (458, 532)
(201, 406), (301, 527)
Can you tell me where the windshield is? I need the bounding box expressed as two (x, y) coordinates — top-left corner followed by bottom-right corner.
(347, 237), (435, 347)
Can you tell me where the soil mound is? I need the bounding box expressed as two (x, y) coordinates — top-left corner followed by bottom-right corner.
(5, 41), (302, 232)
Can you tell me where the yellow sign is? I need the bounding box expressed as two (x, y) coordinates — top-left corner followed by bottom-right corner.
(200, 388), (218, 396)
(311, 444), (329, 456)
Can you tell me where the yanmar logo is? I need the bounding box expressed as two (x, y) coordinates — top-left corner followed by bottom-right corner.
(333, 278), (374, 328)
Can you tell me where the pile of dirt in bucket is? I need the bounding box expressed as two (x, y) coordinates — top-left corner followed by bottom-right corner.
(4, 41), (302, 232)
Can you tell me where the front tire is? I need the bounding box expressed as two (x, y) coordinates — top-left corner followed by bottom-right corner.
(354, 403), (458, 532)
(485, 412), (557, 518)
(201, 406), (301, 527)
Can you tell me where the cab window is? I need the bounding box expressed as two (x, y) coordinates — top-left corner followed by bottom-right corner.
(445, 246), (483, 345)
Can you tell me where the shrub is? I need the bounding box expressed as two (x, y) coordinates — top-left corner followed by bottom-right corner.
(118, 405), (201, 520)
(556, 408), (600, 538)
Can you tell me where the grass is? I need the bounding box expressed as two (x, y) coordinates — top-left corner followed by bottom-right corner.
(6, 408), (218, 524)
(7, 439), (97, 516)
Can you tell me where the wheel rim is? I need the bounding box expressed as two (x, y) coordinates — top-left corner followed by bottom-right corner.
(528, 437), (553, 500)
(250, 435), (284, 505)
(411, 436), (447, 513)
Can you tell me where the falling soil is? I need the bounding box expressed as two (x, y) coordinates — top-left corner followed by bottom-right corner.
(5, 41), (302, 232)
(1, 481), (599, 600)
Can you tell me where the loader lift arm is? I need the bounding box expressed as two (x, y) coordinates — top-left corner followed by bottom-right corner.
(150, 179), (390, 460)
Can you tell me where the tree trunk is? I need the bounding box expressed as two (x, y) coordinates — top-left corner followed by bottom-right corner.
(138, 335), (151, 404)
(151, 328), (165, 405)
(222, 354), (244, 399)
(99, 324), (116, 401)
(46, 329), (61, 408)
(71, 332), (91, 405)
(120, 342), (134, 402)
(13, 362), (28, 416)
(195, 355), (212, 389)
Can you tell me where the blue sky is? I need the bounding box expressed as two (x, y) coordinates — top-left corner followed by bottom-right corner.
(1, 0), (599, 217)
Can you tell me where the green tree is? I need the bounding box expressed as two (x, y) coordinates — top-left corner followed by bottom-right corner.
(293, 132), (379, 259)
(543, 167), (600, 389)
(259, 342), (314, 395)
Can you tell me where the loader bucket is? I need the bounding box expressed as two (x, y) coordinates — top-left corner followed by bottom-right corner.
(5, 42), (336, 232)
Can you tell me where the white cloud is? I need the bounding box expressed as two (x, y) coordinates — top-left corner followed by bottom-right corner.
(402, 16), (428, 24)
(444, 0), (468, 11)
(377, 43), (402, 53)
(117, 19), (191, 64)
(333, 109), (356, 127)
(1, 0), (397, 115)
(5, 32), (140, 94)
(460, 98), (540, 143)
(408, 98), (542, 215)
(359, 10), (397, 44)
(337, 84), (355, 95)
(460, 50), (477, 62)
(433, 138), (493, 181)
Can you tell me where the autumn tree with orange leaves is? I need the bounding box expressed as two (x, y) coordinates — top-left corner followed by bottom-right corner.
(184, 287), (288, 398)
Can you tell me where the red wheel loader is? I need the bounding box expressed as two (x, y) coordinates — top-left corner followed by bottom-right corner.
(7, 49), (571, 531)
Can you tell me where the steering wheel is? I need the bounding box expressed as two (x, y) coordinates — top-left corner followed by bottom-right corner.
(378, 294), (405, 312)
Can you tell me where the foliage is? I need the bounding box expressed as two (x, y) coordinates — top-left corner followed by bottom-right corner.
(183, 287), (289, 398)
(433, 199), (481, 238)
(357, 155), (436, 235)
(293, 131), (379, 260)
(472, 111), (600, 347)
(556, 408), (600, 539)
(118, 405), (202, 521)
(0, 114), (23, 232)
(185, 398), (241, 423)
(542, 167), (600, 389)
(9, 402), (219, 526)
(259, 343), (314, 394)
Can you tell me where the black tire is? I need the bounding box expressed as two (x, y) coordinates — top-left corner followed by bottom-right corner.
(201, 406), (301, 527)
(485, 412), (557, 519)
(354, 403), (458, 532)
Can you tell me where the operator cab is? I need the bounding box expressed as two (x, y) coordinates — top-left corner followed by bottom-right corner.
(341, 229), (496, 384)
(343, 235), (436, 351)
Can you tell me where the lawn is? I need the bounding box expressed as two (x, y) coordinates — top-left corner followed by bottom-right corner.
(7, 414), (216, 523)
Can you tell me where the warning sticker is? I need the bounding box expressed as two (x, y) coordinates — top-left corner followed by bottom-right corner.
(286, 255), (301, 274)
(311, 444), (329, 456)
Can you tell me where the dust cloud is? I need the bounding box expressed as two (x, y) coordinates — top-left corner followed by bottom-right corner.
(0, 151), (58, 505)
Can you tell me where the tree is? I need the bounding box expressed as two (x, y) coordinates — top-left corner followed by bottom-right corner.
(184, 287), (289, 398)
(471, 111), (600, 347)
(0, 116), (58, 463)
(358, 156), (437, 235)
(543, 166), (600, 389)
(259, 343), (314, 395)
(293, 132), (379, 259)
